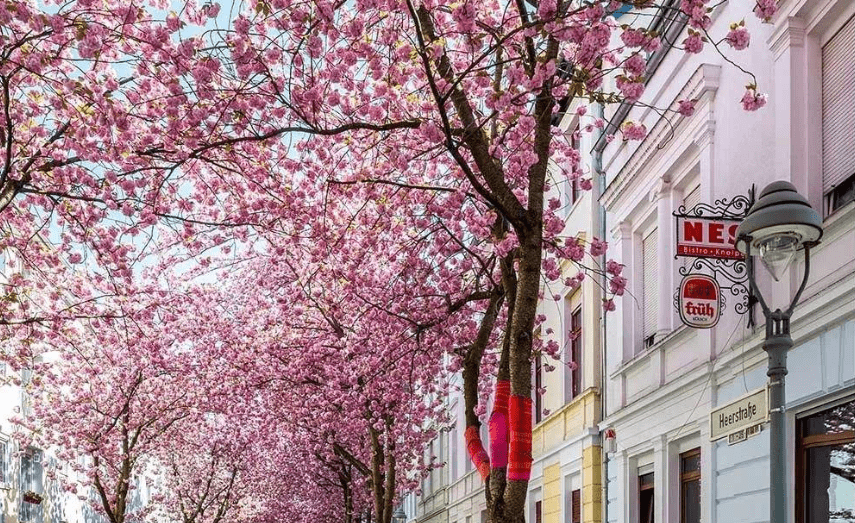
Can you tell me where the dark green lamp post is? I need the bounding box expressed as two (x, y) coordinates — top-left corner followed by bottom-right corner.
(735, 181), (823, 523)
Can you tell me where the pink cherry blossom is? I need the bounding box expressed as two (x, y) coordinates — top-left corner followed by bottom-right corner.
(741, 87), (768, 111)
(622, 121), (648, 141)
(683, 32), (705, 53)
(677, 99), (697, 116)
(726, 24), (751, 50)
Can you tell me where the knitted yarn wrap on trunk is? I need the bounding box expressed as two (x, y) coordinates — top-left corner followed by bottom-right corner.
(465, 425), (491, 480)
(489, 380), (510, 469)
(507, 395), (533, 481)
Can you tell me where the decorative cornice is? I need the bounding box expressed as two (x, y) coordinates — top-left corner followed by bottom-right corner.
(602, 64), (722, 208)
(691, 118), (716, 149)
(768, 16), (807, 59)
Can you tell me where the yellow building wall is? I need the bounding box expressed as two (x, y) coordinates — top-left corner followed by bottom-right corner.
(543, 463), (561, 523)
(582, 445), (603, 523)
(532, 388), (600, 459)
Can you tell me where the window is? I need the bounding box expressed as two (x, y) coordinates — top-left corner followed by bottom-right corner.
(568, 489), (581, 523)
(450, 427), (458, 482)
(680, 449), (701, 523)
(822, 14), (855, 214)
(0, 439), (6, 484)
(569, 122), (581, 206)
(535, 354), (543, 423)
(827, 174), (855, 214)
(565, 308), (582, 403)
(639, 472), (654, 523)
(682, 186), (700, 271)
(796, 398), (855, 523)
(642, 228), (659, 347)
(19, 448), (43, 523)
(535, 500), (543, 523)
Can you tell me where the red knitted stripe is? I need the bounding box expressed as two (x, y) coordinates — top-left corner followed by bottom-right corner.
(494, 380), (511, 415)
(465, 426), (490, 481)
(507, 395), (532, 481)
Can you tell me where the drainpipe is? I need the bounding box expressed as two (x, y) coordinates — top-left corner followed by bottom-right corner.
(593, 101), (609, 523)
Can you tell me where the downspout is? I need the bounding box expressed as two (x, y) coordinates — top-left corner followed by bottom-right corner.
(593, 101), (609, 523)
(589, 6), (687, 522)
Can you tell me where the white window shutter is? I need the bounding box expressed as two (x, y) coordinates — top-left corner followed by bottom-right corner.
(822, 14), (855, 193)
(642, 228), (659, 341)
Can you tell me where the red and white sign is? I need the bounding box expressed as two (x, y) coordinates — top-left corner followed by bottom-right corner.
(679, 274), (720, 329)
(676, 217), (743, 260)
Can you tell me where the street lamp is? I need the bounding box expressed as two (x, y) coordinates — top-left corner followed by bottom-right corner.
(392, 507), (407, 523)
(735, 181), (823, 523)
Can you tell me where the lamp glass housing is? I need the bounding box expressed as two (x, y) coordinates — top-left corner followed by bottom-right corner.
(758, 233), (800, 281)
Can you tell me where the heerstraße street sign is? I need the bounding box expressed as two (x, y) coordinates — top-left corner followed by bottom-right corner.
(710, 387), (768, 441)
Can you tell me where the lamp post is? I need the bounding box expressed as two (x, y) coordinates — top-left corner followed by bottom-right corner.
(392, 507), (407, 523)
(735, 181), (823, 523)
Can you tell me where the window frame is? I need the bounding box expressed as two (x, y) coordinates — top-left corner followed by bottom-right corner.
(679, 448), (701, 523)
(569, 122), (582, 206)
(570, 307), (582, 400)
(795, 397), (855, 523)
(638, 471), (655, 523)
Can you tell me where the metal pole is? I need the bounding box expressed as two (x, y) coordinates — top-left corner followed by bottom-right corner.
(764, 310), (792, 523)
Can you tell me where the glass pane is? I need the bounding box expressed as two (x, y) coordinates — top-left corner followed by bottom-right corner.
(682, 479), (701, 523)
(804, 401), (855, 436)
(682, 453), (701, 474)
(640, 472), (654, 487)
(640, 489), (655, 523)
(806, 444), (855, 523)
(638, 472), (653, 487)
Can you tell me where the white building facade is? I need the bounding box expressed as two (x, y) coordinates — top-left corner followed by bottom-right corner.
(600, 2), (855, 523)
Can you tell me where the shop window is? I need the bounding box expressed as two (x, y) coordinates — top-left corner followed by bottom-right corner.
(639, 472), (654, 523)
(680, 448), (701, 523)
(797, 398), (855, 523)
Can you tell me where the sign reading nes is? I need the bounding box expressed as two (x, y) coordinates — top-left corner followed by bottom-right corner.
(676, 217), (744, 260)
(678, 274), (720, 329)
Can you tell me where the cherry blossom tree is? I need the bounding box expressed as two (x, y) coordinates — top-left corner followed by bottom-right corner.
(175, 0), (768, 519)
(3, 0), (777, 521)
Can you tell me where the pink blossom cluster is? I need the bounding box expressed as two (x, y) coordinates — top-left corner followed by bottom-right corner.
(681, 0), (712, 30)
(617, 75), (646, 102)
(677, 99), (697, 117)
(622, 121), (648, 141)
(754, 0), (779, 21)
(683, 30), (706, 54)
(726, 23), (751, 50)
(741, 86), (768, 111)
(621, 28), (662, 52)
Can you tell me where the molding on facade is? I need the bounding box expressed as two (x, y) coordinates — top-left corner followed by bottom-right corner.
(601, 64), (721, 209)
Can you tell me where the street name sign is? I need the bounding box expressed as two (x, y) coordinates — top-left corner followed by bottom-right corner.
(710, 387), (768, 441)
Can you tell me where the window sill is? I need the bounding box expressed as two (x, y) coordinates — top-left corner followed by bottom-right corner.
(610, 325), (693, 379)
(822, 196), (855, 234)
